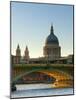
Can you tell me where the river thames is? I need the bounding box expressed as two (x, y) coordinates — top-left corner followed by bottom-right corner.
(11, 84), (74, 98)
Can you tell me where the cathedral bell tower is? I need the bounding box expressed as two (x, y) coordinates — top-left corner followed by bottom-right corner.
(15, 44), (21, 63)
(24, 46), (29, 63)
(16, 44), (21, 56)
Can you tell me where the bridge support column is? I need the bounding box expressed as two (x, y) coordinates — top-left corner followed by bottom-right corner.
(11, 83), (17, 92)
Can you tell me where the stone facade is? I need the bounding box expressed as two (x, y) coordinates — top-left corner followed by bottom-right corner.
(43, 44), (61, 60)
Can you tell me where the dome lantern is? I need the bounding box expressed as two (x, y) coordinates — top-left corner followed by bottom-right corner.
(50, 24), (54, 35)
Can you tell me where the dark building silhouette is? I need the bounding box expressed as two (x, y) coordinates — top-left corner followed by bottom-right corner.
(11, 24), (73, 64)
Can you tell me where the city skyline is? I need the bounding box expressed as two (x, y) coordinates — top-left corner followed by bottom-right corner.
(11, 2), (73, 58)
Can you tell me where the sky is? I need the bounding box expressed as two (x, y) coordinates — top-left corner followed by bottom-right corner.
(11, 1), (73, 58)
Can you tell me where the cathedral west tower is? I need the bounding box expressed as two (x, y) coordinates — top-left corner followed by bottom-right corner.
(15, 44), (21, 63)
(24, 46), (29, 63)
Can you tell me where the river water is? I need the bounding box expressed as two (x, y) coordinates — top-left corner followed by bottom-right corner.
(11, 84), (74, 98)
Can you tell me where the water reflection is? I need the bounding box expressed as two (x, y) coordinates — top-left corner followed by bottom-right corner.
(11, 84), (73, 98)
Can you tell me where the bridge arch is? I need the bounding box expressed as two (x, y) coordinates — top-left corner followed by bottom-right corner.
(12, 68), (73, 84)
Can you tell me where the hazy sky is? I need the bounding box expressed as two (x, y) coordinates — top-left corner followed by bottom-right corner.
(11, 2), (73, 58)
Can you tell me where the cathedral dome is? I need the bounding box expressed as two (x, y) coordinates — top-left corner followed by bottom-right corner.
(46, 33), (59, 44)
(45, 25), (59, 45)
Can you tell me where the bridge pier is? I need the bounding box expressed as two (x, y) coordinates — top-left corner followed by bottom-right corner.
(11, 83), (17, 92)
